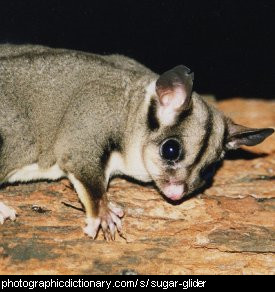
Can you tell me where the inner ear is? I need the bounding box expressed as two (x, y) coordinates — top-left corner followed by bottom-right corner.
(225, 120), (274, 150)
(155, 65), (194, 126)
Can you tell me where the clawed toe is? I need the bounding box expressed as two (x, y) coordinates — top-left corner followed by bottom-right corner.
(108, 201), (124, 218)
(110, 212), (122, 232)
(101, 212), (122, 240)
(0, 202), (16, 224)
(83, 217), (101, 239)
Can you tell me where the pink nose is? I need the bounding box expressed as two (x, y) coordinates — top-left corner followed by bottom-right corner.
(162, 183), (186, 201)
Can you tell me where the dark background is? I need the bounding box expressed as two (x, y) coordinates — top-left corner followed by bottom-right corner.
(0, 0), (274, 100)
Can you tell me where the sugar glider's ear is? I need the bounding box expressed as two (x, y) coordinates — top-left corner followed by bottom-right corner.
(225, 119), (274, 150)
(155, 65), (194, 126)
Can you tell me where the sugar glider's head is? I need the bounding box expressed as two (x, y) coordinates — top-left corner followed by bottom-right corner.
(142, 65), (274, 201)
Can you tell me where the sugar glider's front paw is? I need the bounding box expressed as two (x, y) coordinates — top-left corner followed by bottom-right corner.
(0, 202), (17, 224)
(83, 201), (124, 240)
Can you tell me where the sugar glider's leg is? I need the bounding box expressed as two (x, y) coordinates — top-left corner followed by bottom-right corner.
(0, 202), (16, 224)
(68, 173), (124, 240)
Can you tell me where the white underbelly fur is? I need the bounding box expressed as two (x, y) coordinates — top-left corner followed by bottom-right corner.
(6, 163), (66, 184)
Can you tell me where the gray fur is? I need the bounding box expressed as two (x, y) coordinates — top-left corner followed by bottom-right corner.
(0, 44), (155, 175)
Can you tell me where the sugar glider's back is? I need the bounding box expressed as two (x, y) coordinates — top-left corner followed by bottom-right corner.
(0, 44), (156, 175)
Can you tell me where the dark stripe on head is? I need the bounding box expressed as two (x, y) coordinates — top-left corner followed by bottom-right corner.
(147, 98), (160, 131)
(188, 104), (213, 170)
(222, 120), (229, 149)
(176, 102), (193, 124)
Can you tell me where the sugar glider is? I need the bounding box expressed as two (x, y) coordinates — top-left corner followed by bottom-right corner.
(0, 44), (273, 239)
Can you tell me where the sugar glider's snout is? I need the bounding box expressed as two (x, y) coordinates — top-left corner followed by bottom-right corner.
(143, 136), (190, 201)
(158, 137), (187, 201)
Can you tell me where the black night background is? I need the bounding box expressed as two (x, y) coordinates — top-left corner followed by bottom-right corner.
(0, 0), (274, 100)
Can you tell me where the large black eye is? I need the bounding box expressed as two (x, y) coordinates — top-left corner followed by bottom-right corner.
(160, 138), (182, 161)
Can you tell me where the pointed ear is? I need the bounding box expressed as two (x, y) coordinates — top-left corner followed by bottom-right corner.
(225, 119), (274, 150)
(155, 65), (194, 126)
